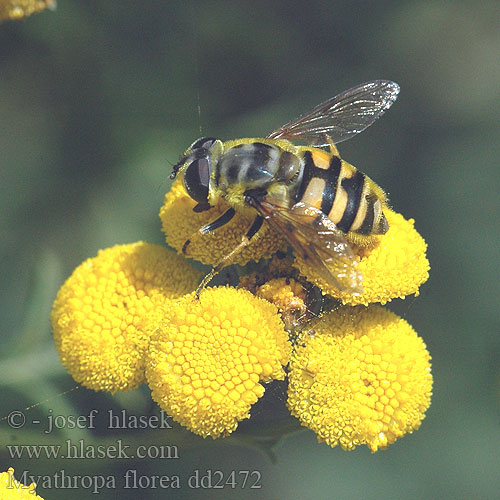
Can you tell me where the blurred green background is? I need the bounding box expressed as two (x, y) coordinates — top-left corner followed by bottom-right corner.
(1, 1), (499, 499)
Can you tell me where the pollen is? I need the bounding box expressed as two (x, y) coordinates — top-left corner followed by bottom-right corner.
(294, 209), (430, 305)
(51, 242), (201, 393)
(253, 277), (309, 331)
(0, 468), (43, 499)
(160, 179), (286, 266)
(287, 305), (432, 451)
(256, 277), (306, 309)
(145, 286), (290, 438)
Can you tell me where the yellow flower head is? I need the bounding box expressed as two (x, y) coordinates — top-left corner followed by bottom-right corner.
(0, 0), (55, 21)
(287, 306), (432, 451)
(0, 468), (43, 499)
(51, 242), (201, 393)
(146, 286), (290, 438)
(160, 179), (286, 266)
(294, 209), (430, 305)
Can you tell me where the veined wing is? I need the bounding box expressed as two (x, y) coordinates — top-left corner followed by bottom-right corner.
(267, 80), (399, 147)
(249, 196), (363, 295)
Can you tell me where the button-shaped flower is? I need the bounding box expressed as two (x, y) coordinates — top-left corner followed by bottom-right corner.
(51, 242), (201, 393)
(146, 286), (290, 438)
(287, 305), (432, 451)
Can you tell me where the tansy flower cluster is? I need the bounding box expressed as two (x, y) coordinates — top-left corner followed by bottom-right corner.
(52, 170), (431, 451)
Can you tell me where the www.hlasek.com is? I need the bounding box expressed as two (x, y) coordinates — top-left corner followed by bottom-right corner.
(7, 440), (179, 460)
(9, 469), (262, 493)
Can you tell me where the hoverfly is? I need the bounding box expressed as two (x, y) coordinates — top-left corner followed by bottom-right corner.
(170, 80), (400, 296)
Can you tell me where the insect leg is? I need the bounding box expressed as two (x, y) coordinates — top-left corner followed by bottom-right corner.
(200, 208), (236, 234)
(182, 207), (236, 254)
(322, 133), (339, 156)
(195, 215), (264, 298)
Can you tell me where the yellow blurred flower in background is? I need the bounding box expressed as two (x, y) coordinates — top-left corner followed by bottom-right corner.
(0, 468), (43, 500)
(0, 0), (55, 21)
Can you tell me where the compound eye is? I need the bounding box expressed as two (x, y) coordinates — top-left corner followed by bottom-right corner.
(189, 137), (217, 151)
(184, 158), (210, 204)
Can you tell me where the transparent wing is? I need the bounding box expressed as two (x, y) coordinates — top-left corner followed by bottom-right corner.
(252, 197), (363, 295)
(267, 80), (400, 147)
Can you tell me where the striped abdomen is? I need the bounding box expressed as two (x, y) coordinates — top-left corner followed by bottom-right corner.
(296, 148), (388, 237)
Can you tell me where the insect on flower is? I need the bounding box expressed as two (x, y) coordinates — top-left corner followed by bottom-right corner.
(170, 80), (400, 296)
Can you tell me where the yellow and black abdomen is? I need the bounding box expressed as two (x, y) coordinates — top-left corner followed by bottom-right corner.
(296, 148), (389, 245)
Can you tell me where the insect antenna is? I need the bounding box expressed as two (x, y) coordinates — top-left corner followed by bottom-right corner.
(188, 0), (203, 136)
